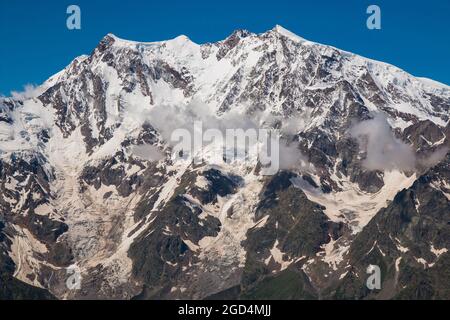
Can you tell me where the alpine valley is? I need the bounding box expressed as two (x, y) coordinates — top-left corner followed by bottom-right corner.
(0, 25), (449, 300)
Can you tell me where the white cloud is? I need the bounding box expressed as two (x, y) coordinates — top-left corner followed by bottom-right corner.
(350, 114), (449, 172)
(278, 140), (313, 171)
(418, 146), (449, 168)
(350, 114), (416, 171)
(10, 84), (43, 100)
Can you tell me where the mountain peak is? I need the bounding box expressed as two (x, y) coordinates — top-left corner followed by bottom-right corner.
(227, 29), (253, 39)
(270, 24), (306, 42)
(105, 32), (119, 40)
(168, 34), (195, 45)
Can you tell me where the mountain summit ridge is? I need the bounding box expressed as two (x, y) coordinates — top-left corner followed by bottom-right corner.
(94, 25), (450, 90)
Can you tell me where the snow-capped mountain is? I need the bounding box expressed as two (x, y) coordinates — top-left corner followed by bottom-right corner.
(0, 25), (449, 299)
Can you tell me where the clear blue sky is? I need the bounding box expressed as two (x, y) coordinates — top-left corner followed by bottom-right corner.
(1, 0), (449, 95)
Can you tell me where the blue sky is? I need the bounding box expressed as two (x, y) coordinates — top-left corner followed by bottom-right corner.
(1, 0), (449, 95)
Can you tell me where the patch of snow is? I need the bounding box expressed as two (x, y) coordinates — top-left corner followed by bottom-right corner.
(265, 239), (292, 271)
(395, 238), (409, 253)
(395, 257), (402, 272)
(319, 235), (349, 271)
(292, 170), (416, 233)
(430, 244), (448, 257)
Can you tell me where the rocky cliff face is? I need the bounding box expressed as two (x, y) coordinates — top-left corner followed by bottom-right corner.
(0, 25), (449, 299)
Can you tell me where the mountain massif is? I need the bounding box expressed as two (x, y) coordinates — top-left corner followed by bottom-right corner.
(0, 25), (449, 299)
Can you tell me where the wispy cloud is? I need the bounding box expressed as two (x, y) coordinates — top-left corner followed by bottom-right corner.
(350, 114), (416, 171)
(10, 84), (43, 100)
(350, 114), (448, 171)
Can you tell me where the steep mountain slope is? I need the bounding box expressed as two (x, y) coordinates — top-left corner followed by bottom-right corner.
(0, 25), (449, 299)
(326, 153), (450, 299)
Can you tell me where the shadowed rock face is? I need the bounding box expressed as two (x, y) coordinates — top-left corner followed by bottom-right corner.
(242, 172), (342, 291)
(0, 156), (60, 300)
(325, 154), (450, 300)
(1, 26), (449, 299)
